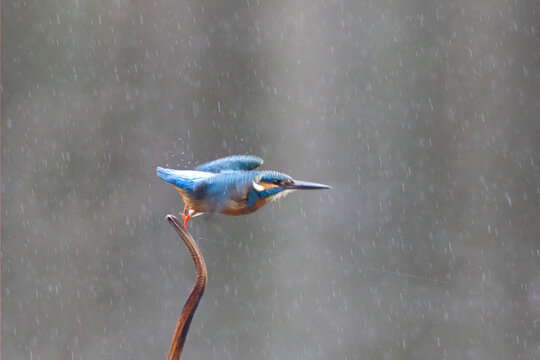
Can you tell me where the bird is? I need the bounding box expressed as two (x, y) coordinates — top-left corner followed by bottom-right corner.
(157, 155), (331, 227)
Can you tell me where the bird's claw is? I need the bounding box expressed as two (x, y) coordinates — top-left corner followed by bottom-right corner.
(181, 213), (191, 228)
(181, 204), (191, 227)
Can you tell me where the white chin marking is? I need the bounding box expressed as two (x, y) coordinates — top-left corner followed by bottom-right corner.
(252, 180), (265, 192)
(271, 189), (296, 201)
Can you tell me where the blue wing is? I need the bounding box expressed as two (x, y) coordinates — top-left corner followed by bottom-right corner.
(191, 171), (259, 212)
(192, 171), (255, 199)
(195, 155), (263, 173)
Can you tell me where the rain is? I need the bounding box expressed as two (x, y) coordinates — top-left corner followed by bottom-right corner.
(2, 1), (539, 359)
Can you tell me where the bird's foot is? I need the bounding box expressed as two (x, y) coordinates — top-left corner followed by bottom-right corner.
(181, 204), (191, 227)
(181, 213), (191, 228)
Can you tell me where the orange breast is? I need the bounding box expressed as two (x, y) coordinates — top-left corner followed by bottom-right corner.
(175, 186), (271, 216)
(219, 197), (269, 216)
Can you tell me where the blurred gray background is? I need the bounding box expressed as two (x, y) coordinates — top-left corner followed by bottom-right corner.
(2, 0), (539, 359)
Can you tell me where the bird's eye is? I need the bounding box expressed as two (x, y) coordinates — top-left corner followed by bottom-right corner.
(272, 179), (281, 185)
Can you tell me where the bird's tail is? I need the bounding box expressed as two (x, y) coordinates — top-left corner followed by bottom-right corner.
(156, 167), (213, 191)
(156, 167), (176, 183)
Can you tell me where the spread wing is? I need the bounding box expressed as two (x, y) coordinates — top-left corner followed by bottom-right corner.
(195, 155), (263, 173)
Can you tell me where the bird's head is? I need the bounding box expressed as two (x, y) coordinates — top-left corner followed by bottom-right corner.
(252, 171), (331, 201)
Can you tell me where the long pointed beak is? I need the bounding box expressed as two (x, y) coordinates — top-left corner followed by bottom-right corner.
(284, 179), (332, 190)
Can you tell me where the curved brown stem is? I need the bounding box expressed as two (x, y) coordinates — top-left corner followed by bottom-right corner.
(165, 215), (208, 360)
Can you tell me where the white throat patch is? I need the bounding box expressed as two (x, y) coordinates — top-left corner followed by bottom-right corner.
(271, 189), (296, 201)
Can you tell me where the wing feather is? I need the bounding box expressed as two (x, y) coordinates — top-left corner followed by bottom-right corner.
(195, 155), (263, 173)
(191, 171), (257, 212)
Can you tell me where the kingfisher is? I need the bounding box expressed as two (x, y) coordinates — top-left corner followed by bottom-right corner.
(157, 155), (331, 227)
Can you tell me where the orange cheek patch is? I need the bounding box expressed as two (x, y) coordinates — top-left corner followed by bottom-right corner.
(282, 179), (293, 186)
(260, 182), (279, 190)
